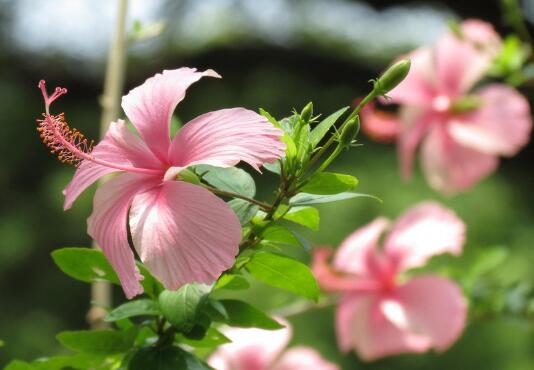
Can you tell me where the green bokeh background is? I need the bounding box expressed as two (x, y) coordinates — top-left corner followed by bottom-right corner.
(1, 0), (533, 369)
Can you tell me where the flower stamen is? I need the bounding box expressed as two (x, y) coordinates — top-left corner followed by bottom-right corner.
(37, 113), (95, 167)
(36, 80), (163, 175)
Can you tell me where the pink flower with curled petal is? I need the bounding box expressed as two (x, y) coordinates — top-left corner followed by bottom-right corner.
(36, 68), (285, 299)
(361, 19), (532, 194)
(208, 320), (339, 370)
(312, 202), (467, 361)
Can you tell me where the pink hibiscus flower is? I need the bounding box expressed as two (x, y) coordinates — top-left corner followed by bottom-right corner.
(312, 202), (467, 361)
(362, 20), (532, 193)
(37, 68), (285, 298)
(208, 320), (338, 370)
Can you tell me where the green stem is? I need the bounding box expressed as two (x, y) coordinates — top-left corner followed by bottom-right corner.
(315, 145), (343, 174)
(305, 90), (376, 172)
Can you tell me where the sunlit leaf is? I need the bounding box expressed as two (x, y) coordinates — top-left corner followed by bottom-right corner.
(214, 274), (250, 291)
(257, 223), (302, 248)
(245, 252), (319, 300)
(309, 106), (349, 147)
(51, 247), (119, 285)
(282, 206), (320, 231)
(289, 192), (379, 205)
(300, 172), (358, 195)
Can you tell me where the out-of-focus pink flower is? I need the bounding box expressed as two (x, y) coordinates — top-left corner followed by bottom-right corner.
(360, 101), (400, 143)
(312, 202), (467, 361)
(362, 19), (532, 194)
(208, 320), (338, 370)
(37, 68), (285, 298)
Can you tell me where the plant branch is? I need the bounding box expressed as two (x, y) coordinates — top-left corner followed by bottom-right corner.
(305, 91), (376, 172)
(202, 184), (273, 211)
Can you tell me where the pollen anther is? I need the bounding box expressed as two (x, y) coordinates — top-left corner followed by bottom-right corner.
(37, 113), (94, 167)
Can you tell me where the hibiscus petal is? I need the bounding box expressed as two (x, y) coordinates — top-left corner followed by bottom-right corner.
(395, 275), (467, 351)
(87, 173), (160, 299)
(336, 294), (430, 361)
(384, 202), (465, 272)
(333, 218), (389, 277)
(273, 347), (339, 370)
(168, 108), (285, 171)
(360, 101), (401, 143)
(129, 181), (241, 290)
(63, 120), (162, 210)
(449, 84), (532, 156)
(421, 125), (498, 193)
(122, 68), (220, 162)
(312, 248), (381, 293)
(397, 107), (435, 180)
(435, 20), (500, 95)
(387, 47), (437, 105)
(208, 321), (291, 370)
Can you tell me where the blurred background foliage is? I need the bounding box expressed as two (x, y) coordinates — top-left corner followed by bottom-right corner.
(1, 0), (534, 369)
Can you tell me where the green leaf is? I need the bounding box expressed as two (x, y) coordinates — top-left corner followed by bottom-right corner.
(51, 247), (119, 284)
(214, 274), (250, 291)
(177, 327), (231, 348)
(159, 284), (211, 332)
(289, 192), (380, 206)
(245, 252), (319, 300)
(263, 160), (281, 175)
(195, 164), (256, 197)
(56, 328), (138, 355)
(228, 199), (259, 225)
(279, 114), (299, 136)
(4, 361), (32, 370)
(259, 108), (280, 127)
(129, 346), (212, 370)
(31, 353), (104, 370)
(282, 206), (320, 231)
(309, 106), (349, 147)
(137, 263), (165, 299)
(105, 299), (160, 322)
(300, 172), (358, 195)
(283, 134), (297, 160)
(258, 223), (302, 248)
(218, 299), (284, 329)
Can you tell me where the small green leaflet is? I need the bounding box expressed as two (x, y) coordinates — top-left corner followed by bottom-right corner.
(309, 106), (349, 147)
(289, 192), (380, 206)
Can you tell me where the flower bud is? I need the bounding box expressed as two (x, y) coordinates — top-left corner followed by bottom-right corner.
(339, 115), (360, 147)
(300, 102), (314, 124)
(374, 59), (411, 96)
